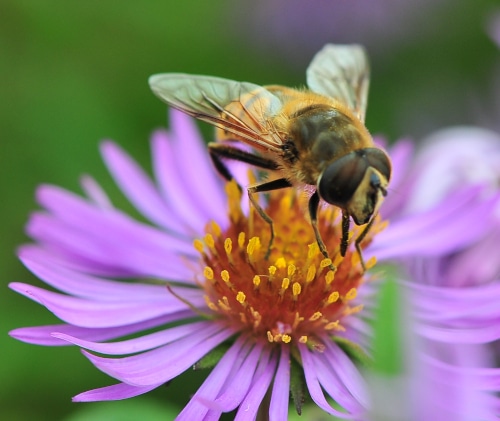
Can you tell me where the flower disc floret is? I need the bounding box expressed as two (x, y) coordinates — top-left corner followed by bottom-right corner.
(196, 180), (382, 346)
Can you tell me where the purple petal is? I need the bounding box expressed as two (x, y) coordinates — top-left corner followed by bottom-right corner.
(80, 175), (113, 209)
(100, 141), (190, 235)
(19, 248), (176, 300)
(380, 139), (415, 218)
(52, 320), (213, 355)
(213, 342), (265, 412)
(83, 324), (234, 386)
(298, 343), (359, 419)
(403, 127), (500, 213)
(370, 188), (499, 260)
(151, 129), (227, 234)
(9, 282), (204, 328)
(35, 183), (198, 257)
(322, 338), (369, 409)
(25, 211), (196, 281)
(73, 382), (160, 402)
(175, 335), (249, 420)
(8, 311), (194, 346)
(269, 345), (290, 420)
(234, 347), (276, 421)
(169, 110), (227, 219)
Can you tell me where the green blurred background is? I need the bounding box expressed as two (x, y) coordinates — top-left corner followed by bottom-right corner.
(2, 1), (500, 419)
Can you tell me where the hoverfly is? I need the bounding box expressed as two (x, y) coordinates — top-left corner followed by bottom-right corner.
(149, 44), (391, 270)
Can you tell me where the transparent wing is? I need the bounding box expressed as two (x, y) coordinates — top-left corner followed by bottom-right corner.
(149, 74), (284, 151)
(306, 44), (370, 122)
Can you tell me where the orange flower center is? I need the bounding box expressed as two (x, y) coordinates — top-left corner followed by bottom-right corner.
(193, 181), (386, 346)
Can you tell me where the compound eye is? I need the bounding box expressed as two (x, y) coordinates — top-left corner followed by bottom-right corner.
(318, 151), (367, 207)
(365, 148), (391, 182)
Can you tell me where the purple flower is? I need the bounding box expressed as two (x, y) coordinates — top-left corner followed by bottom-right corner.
(9, 109), (500, 419)
(368, 130), (500, 419)
(230, 0), (451, 66)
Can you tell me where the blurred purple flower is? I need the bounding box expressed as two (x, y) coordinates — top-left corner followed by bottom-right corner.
(231, 0), (451, 66)
(9, 109), (500, 419)
(369, 129), (500, 419)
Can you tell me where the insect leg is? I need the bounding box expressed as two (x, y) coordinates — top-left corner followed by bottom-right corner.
(354, 215), (376, 272)
(308, 191), (336, 271)
(340, 211), (350, 256)
(208, 142), (279, 187)
(248, 178), (292, 259)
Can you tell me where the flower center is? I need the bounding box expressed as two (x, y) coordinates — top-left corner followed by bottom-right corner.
(194, 181), (386, 345)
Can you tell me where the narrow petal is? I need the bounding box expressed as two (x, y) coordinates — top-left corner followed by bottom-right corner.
(170, 110), (227, 219)
(323, 339), (369, 408)
(298, 343), (359, 419)
(80, 175), (113, 209)
(83, 325), (234, 386)
(25, 212), (195, 281)
(371, 188), (499, 260)
(73, 382), (160, 402)
(176, 335), (249, 420)
(151, 130), (226, 233)
(8, 311), (193, 346)
(52, 320), (214, 355)
(9, 282), (204, 328)
(234, 346), (275, 421)
(213, 342), (265, 412)
(100, 141), (189, 235)
(269, 345), (290, 420)
(36, 184), (195, 257)
(19, 249), (172, 300)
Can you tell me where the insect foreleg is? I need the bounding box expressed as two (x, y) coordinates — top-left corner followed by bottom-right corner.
(208, 142), (279, 187)
(308, 191), (336, 271)
(248, 178), (292, 259)
(340, 211), (350, 257)
(354, 215), (375, 272)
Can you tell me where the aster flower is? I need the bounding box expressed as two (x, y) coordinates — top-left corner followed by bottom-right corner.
(9, 109), (500, 419)
(367, 131), (500, 420)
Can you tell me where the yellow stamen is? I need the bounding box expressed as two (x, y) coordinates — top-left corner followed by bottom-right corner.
(224, 238), (232, 255)
(292, 312), (304, 329)
(247, 236), (261, 257)
(221, 270), (230, 285)
(366, 256), (377, 270)
(282, 334), (292, 344)
(292, 282), (302, 298)
(327, 291), (340, 304)
(236, 291), (246, 304)
(306, 265), (316, 283)
(226, 180), (243, 222)
(299, 336), (308, 343)
(193, 239), (204, 253)
(253, 275), (261, 288)
(287, 264), (296, 277)
(309, 311), (322, 321)
(203, 266), (214, 280)
(308, 242), (320, 259)
(210, 221), (221, 237)
(325, 270), (335, 285)
(238, 232), (246, 249)
(345, 288), (357, 301)
(266, 331), (274, 343)
(325, 320), (341, 330)
(204, 233), (215, 249)
(218, 296), (230, 311)
(275, 257), (286, 269)
(320, 258), (332, 269)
